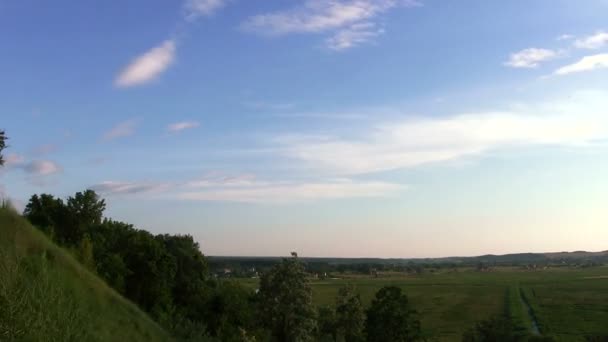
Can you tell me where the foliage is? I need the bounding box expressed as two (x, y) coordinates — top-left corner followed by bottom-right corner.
(317, 306), (337, 341)
(335, 284), (365, 342)
(21, 189), (259, 340)
(258, 252), (318, 341)
(365, 286), (422, 342)
(0, 207), (170, 341)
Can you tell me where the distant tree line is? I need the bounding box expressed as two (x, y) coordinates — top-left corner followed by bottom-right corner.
(23, 190), (424, 341)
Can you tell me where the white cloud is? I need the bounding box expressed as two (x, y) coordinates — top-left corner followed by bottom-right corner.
(326, 22), (384, 50)
(278, 91), (608, 174)
(504, 48), (558, 68)
(90, 173), (402, 203)
(183, 0), (227, 20)
(90, 181), (171, 195)
(574, 31), (608, 49)
(115, 40), (176, 88)
(554, 53), (608, 75)
(178, 178), (404, 203)
(23, 160), (61, 176)
(556, 34), (574, 41)
(102, 119), (138, 141)
(242, 0), (420, 49)
(186, 173), (258, 188)
(167, 121), (200, 133)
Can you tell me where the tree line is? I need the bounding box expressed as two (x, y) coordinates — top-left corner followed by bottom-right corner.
(21, 189), (423, 341)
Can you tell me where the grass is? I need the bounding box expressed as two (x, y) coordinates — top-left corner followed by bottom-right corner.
(0, 206), (171, 341)
(239, 267), (608, 341)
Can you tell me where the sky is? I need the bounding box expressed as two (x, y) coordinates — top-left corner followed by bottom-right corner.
(2, 0), (608, 258)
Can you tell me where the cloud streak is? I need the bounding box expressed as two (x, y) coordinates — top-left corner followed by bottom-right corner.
(183, 0), (228, 20)
(504, 48), (558, 68)
(574, 31), (608, 49)
(115, 40), (176, 88)
(168, 121), (200, 133)
(90, 173), (403, 203)
(554, 53), (608, 75)
(22, 160), (62, 176)
(242, 0), (420, 50)
(102, 119), (138, 141)
(90, 181), (171, 195)
(179, 178), (404, 203)
(278, 91), (608, 174)
(114, 0), (230, 88)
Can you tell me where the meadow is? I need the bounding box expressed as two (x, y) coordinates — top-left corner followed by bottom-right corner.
(237, 267), (608, 341)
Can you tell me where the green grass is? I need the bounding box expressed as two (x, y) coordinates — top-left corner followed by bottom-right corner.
(240, 267), (608, 341)
(0, 207), (171, 341)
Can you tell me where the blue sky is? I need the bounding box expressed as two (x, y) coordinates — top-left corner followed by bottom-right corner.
(2, 0), (608, 257)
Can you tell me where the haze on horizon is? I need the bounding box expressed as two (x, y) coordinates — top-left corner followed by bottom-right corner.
(2, 0), (608, 258)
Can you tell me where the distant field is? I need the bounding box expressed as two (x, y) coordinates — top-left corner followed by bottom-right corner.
(237, 267), (608, 341)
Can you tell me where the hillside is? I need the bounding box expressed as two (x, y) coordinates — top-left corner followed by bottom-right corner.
(0, 206), (171, 341)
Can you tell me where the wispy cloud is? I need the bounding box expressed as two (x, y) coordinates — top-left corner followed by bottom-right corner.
(242, 0), (421, 50)
(102, 119), (138, 141)
(574, 31), (608, 49)
(23, 160), (62, 176)
(554, 53), (608, 75)
(167, 121), (200, 133)
(90, 172), (403, 203)
(186, 173), (258, 188)
(183, 0), (228, 20)
(115, 40), (176, 88)
(504, 48), (558, 68)
(178, 178), (404, 203)
(278, 91), (608, 175)
(90, 181), (171, 195)
(115, 0), (230, 88)
(4, 153), (25, 167)
(556, 34), (574, 41)
(326, 22), (384, 51)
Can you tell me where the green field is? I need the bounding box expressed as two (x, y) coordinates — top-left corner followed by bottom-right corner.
(239, 267), (608, 341)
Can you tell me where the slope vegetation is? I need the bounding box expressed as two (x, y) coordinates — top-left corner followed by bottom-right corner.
(0, 206), (171, 341)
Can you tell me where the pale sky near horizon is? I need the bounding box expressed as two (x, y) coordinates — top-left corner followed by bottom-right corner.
(2, 0), (608, 258)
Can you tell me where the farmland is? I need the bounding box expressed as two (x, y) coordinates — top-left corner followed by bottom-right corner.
(237, 266), (608, 341)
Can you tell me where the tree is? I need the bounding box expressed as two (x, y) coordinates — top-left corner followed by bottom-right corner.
(365, 286), (421, 342)
(23, 194), (68, 238)
(0, 130), (6, 166)
(258, 252), (317, 342)
(317, 306), (337, 341)
(335, 285), (365, 342)
(64, 190), (106, 245)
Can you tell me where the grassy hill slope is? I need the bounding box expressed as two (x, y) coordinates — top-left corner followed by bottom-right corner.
(0, 206), (171, 341)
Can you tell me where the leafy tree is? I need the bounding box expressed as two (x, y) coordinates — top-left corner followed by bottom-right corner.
(89, 219), (134, 293)
(258, 252), (317, 342)
(0, 130), (6, 166)
(335, 285), (365, 342)
(23, 194), (68, 238)
(157, 234), (209, 311)
(121, 229), (177, 314)
(365, 286), (421, 342)
(203, 280), (256, 340)
(317, 306), (337, 341)
(64, 190), (105, 244)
